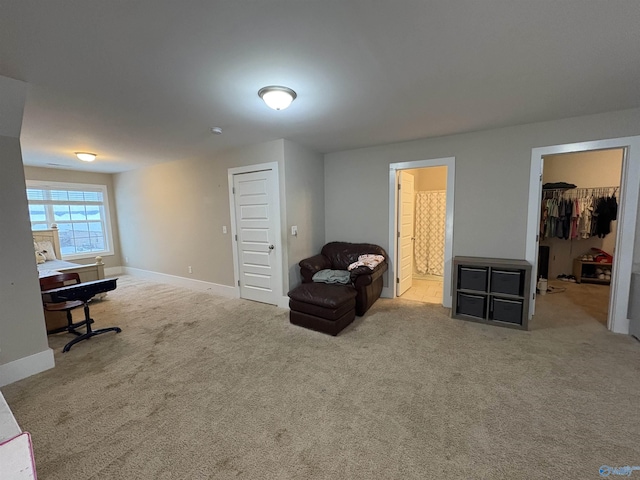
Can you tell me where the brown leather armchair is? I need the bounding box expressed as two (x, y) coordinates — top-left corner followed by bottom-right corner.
(298, 241), (388, 316)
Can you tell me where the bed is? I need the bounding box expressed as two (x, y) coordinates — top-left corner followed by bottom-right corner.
(33, 227), (105, 283)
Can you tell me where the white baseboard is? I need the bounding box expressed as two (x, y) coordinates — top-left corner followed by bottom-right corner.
(278, 296), (290, 309)
(104, 266), (123, 276)
(0, 349), (55, 388)
(123, 267), (238, 298)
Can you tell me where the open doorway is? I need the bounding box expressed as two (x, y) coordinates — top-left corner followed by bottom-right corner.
(397, 166), (448, 304)
(388, 157), (455, 308)
(526, 135), (640, 334)
(538, 149), (623, 327)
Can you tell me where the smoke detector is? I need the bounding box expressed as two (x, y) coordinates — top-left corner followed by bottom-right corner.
(211, 127), (223, 135)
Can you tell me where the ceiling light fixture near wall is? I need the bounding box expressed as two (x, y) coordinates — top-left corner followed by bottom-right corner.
(211, 126), (223, 135)
(258, 86), (297, 110)
(75, 152), (96, 162)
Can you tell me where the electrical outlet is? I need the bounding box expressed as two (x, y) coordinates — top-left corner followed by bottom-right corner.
(222, 226), (227, 234)
(188, 266), (193, 274)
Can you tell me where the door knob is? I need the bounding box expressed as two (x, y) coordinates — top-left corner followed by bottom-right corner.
(269, 245), (275, 250)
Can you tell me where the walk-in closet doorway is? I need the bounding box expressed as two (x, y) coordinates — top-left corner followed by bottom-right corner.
(388, 157), (455, 308)
(526, 135), (640, 335)
(538, 149), (623, 327)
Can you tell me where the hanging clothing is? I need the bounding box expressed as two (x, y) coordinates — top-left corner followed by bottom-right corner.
(539, 186), (618, 241)
(594, 195), (619, 238)
(580, 195), (593, 239)
(570, 198), (580, 239)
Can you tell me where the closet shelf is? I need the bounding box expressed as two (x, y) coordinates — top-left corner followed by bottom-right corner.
(572, 258), (612, 285)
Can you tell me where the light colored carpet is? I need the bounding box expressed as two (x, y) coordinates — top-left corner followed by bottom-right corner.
(2, 275), (640, 479)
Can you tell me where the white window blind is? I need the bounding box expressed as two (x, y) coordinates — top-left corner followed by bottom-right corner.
(26, 180), (114, 259)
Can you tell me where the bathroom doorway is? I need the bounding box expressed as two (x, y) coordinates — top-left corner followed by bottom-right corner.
(397, 166), (447, 304)
(388, 157), (455, 307)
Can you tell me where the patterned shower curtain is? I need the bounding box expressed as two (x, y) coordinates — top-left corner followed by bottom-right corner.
(414, 191), (446, 276)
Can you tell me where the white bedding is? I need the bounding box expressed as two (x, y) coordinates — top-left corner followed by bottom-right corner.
(37, 259), (80, 278)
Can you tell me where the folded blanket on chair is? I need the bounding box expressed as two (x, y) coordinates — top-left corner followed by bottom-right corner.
(312, 269), (352, 285)
(347, 254), (385, 271)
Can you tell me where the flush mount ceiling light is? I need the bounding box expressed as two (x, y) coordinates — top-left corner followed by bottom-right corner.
(258, 86), (297, 110)
(75, 152), (96, 162)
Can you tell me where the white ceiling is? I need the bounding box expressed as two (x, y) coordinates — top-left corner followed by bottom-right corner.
(2, 1), (639, 173)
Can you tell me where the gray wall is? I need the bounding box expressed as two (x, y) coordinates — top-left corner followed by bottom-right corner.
(0, 75), (51, 373)
(325, 108), (640, 288)
(0, 136), (50, 366)
(114, 139), (324, 294)
(114, 140), (285, 287)
(23, 166), (123, 269)
(283, 140), (325, 289)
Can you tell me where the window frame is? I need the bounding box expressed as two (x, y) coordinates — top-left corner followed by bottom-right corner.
(26, 180), (115, 260)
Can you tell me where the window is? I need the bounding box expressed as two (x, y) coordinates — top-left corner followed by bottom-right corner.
(26, 180), (114, 259)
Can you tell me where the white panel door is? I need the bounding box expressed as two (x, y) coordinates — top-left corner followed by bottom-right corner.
(397, 171), (415, 295)
(233, 169), (281, 305)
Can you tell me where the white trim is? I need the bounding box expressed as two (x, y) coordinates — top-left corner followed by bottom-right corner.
(278, 296), (290, 309)
(227, 162), (284, 306)
(0, 392), (22, 442)
(388, 157), (455, 308)
(0, 349), (55, 388)
(526, 136), (640, 334)
(123, 267), (238, 297)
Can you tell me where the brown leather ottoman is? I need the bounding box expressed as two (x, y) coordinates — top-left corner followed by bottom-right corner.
(287, 283), (357, 336)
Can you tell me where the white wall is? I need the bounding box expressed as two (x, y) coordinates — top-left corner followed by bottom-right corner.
(325, 108), (640, 291)
(23, 166), (123, 269)
(283, 140), (325, 290)
(540, 149), (623, 279)
(0, 76), (53, 386)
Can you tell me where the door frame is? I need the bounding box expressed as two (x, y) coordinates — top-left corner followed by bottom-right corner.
(228, 162), (284, 305)
(388, 157), (455, 307)
(525, 136), (640, 334)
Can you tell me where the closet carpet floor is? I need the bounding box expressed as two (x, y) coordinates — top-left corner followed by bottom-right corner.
(543, 279), (610, 326)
